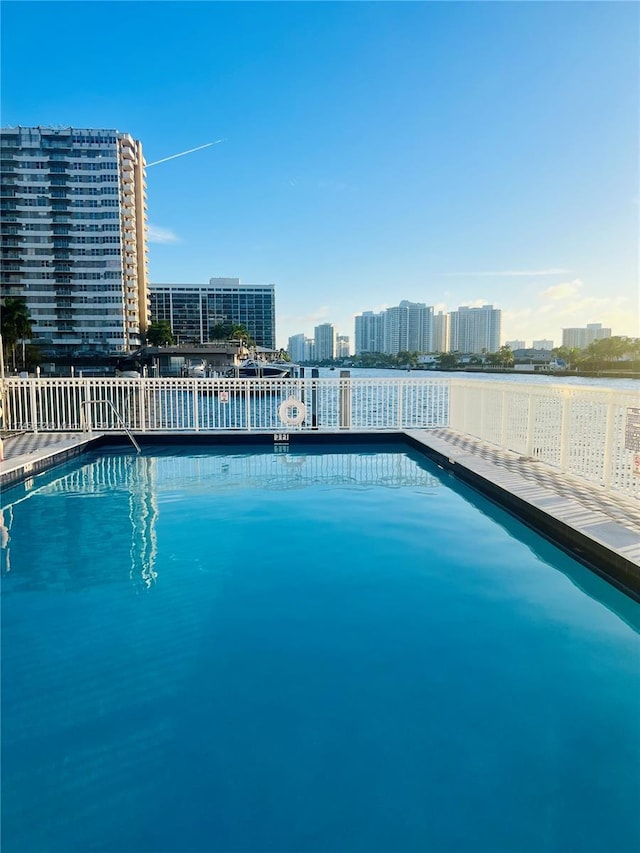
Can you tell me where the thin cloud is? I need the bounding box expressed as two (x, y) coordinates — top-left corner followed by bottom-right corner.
(147, 224), (180, 244)
(540, 279), (583, 301)
(443, 269), (571, 277)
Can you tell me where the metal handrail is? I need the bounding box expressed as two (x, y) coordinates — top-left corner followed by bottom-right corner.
(81, 399), (141, 453)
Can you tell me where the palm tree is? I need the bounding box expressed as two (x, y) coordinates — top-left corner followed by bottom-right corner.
(1, 297), (32, 370)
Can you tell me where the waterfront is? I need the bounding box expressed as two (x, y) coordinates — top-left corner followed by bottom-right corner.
(310, 366), (639, 390)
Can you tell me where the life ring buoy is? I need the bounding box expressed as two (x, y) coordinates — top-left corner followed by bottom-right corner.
(278, 396), (307, 427)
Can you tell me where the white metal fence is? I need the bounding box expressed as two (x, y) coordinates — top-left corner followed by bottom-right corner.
(449, 379), (639, 497)
(1, 376), (638, 498)
(0, 376), (449, 434)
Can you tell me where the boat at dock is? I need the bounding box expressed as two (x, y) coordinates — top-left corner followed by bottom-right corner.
(225, 359), (299, 378)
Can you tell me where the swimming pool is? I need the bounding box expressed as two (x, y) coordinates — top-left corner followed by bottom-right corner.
(2, 444), (639, 852)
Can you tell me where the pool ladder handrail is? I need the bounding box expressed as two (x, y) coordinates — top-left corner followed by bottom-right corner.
(81, 399), (141, 454)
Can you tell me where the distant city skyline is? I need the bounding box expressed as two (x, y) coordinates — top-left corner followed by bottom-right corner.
(2, 2), (637, 350)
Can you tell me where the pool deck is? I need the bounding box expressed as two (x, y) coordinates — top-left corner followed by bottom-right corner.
(1, 428), (639, 598)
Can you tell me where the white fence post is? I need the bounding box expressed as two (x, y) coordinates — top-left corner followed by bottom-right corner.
(192, 380), (199, 432)
(526, 392), (536, 457)
(29, 379), (38, 435)
(245, 383), (251, 431)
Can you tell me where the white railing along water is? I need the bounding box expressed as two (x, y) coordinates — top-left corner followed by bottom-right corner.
(449, 379), (639, 498)
(0, 376), (450, 434)
(1, 376), (638, 498)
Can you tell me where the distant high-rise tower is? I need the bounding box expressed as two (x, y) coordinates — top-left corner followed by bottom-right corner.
(532, 339), (553, 351)
(449, 305), (501, 353)
(355, 311), (384, 354)
(1, 126), (149, 353)
(562, 323), (611, 350)
(314, 323), (336, 361)
(336, 335), (350, 358)
(432, 311), (449, 353)
(287, 333), (314, 363)
(383, 301), (433, 355)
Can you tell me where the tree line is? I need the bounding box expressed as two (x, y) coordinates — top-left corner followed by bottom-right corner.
(307, 339), (640, 371)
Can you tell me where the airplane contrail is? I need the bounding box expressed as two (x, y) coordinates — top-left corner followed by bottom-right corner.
(146, 139), (225, 168)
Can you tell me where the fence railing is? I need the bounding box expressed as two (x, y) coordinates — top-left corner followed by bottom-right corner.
(0, 376), (450, 434)
(1, 376), (638, 498)
(449, 379), (639, 497)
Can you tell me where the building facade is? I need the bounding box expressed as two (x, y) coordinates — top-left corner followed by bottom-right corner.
(432, 311), (449, 353)
(314, 323), (336, 361)
(532, 339), (553, 351)
(1, 125), (148, 353)
(562, 324), (611, 350)
(150, 278), (276, 348)
(287, 333), (314, 363)
(505, 340), (526, 350)
(449, 304), (501, 354)
(383, 301), (433, 355)
(336, 335), (350, 358)
(354, 310), (384, 354)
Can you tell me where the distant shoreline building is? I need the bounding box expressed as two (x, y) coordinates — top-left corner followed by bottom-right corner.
(336, 334), (350, 358)
(1, 125), (149, 353)
(355, 310), (384, 354)
(355, 301), (434, 355)
(287, 332), (314, 363)
(150, 278), (276, 348)
(449, 305), (501, 354)
(383, 301), (433, 355)
(532, 339), (553, 351)
(432, 311), (449, 353)
(562, 323), (611, 349)
(314, 322), (336, 361)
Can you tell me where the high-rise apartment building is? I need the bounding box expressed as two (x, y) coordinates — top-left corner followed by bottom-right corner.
(532, 339), (553, 351)
(287, 333), (314, 363)
(150, 278), (275, 348)
(383, 301), (433, 355)
(354, 310), (384, 354)
(449, 305), (501, 354)
(505, 340), (526, 350)
(1, 126), (148, 353)
(314, 323), (336, 361)
(562, 323), (611, 350)
(336, 335), (350, 358)
(432, 311), (449, 353)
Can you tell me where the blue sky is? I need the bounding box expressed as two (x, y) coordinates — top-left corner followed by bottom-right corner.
(2, 1), (638, 349)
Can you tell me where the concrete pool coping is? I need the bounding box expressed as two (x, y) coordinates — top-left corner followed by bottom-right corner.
(1, 428), (638, 599)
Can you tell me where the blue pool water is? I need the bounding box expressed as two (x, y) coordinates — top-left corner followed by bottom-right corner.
(2, 444), (639, 853)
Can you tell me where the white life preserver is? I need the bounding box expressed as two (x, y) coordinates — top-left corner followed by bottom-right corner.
(278, 396), (307, 427)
